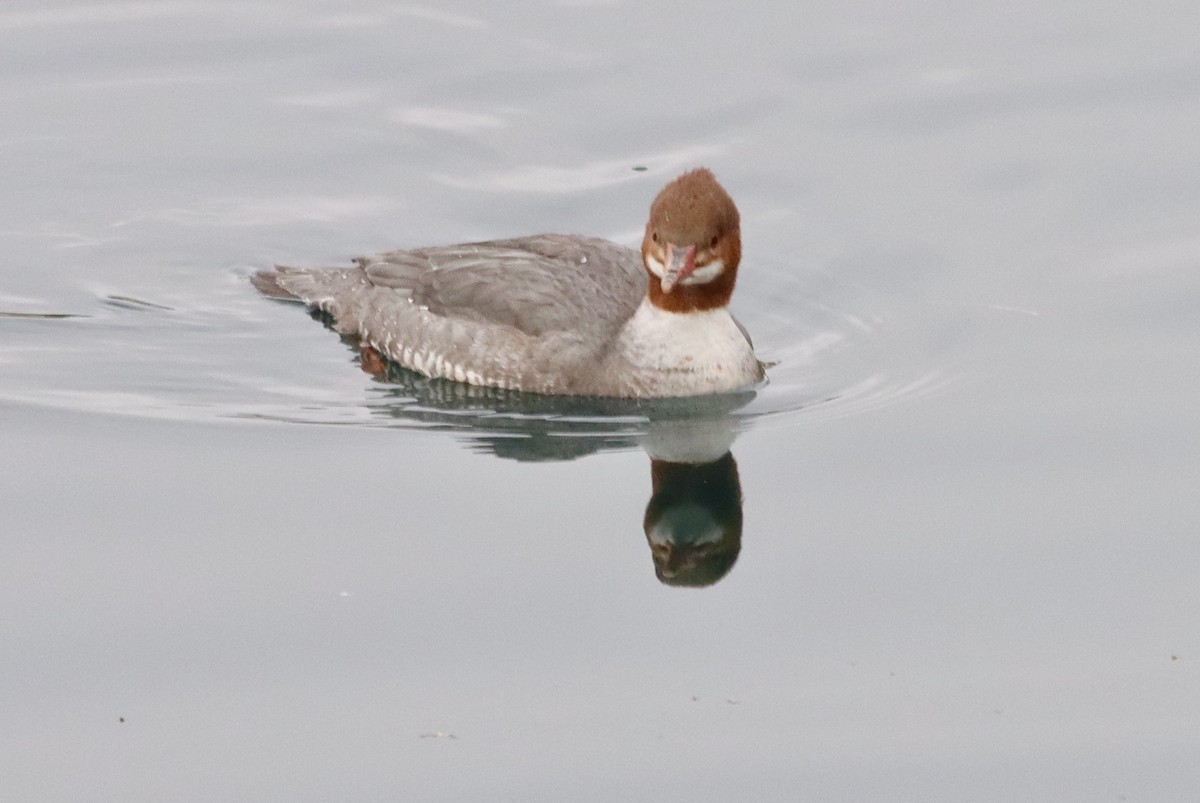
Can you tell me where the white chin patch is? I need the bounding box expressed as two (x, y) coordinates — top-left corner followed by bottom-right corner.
(682, 259), (724, 285)
(645, 254), (724, 285)
(645, 252), (666, 279)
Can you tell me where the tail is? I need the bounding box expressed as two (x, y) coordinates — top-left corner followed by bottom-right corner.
(251, 267), (306, 302)
(250, 265), (374, 336)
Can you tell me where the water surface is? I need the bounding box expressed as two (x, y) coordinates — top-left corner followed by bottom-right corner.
(3, 1), (1199, 800)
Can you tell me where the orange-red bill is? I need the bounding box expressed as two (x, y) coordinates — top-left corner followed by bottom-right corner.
(660, 243), (697, 293)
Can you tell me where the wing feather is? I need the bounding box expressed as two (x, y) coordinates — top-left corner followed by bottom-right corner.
(359, 235), (644, 337)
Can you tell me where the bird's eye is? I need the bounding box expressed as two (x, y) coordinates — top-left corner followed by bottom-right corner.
(652, 231), (659, 243)
(710, 235), (719, 248)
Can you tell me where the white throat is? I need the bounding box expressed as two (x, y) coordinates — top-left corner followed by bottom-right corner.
(644, 253), (726, 287)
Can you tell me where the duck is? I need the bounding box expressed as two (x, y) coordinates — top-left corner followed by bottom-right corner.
(252, 167), (764, 398)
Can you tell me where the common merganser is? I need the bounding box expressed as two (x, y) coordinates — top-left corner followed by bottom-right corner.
(252, 168), (764, 398)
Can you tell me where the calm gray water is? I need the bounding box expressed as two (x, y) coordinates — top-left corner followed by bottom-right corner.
(3, 2), (1199, 800)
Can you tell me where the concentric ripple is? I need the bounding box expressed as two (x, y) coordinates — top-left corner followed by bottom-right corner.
(0, 263), (963, 459)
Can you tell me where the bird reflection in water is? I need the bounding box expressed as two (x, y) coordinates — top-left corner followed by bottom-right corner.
(644, 451), (742, 587)
(314, 332), (753, 587)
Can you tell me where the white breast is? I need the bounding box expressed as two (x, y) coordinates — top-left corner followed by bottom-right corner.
(612, 299), (761, 395)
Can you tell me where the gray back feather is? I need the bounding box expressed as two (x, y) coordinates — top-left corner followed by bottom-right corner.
(360, 235), (645, 337)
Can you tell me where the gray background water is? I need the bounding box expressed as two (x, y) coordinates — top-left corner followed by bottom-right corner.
(3, 1), (1198, 800)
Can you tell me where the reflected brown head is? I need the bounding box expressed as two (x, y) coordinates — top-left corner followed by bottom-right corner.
(643, 453), (743, 587)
